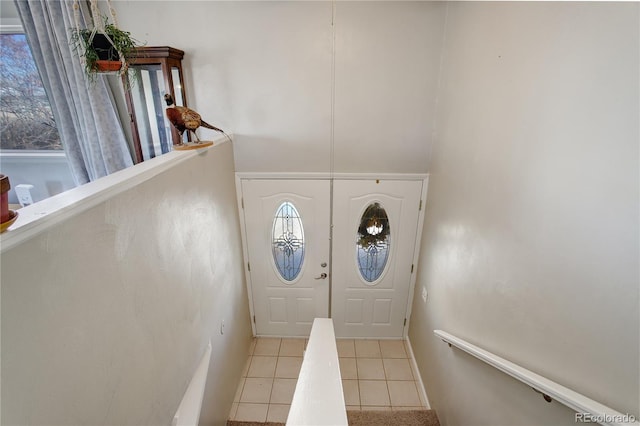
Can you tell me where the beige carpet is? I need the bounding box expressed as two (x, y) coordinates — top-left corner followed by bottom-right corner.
(227, 409), (440, 426)
(347, 409), (440, 426)
(227, 422), (285, 426)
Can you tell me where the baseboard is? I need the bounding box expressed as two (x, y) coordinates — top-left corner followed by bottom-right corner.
(404, 336), (431, 409)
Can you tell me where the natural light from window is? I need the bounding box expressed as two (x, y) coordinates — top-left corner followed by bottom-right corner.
(0, 25), (75, 207)
(0, 33), (61, 151)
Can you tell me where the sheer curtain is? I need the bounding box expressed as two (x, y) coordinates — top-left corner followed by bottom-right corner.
(14, 0), (133, 185)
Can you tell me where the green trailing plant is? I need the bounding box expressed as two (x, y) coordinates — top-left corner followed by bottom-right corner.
(70, 19), (139, 80)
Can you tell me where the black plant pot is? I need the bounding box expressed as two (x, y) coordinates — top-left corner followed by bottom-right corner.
(84, 33), (120, 61)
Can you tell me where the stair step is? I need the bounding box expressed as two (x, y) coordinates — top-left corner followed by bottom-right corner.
(348, 409), (439, 426)
(227, 409), (440, 426)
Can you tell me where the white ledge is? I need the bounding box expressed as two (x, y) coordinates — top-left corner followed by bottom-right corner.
(0, 136), (230, 253)
(173, 342), (212, 426)
(287, 318), (347, 426)
(434, 330), (638, 426)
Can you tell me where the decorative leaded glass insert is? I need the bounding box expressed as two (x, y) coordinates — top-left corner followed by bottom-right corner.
(356, 202), (390, 282)
(272, 202), (305, 281)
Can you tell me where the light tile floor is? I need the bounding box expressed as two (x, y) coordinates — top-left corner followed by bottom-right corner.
(228, 337), (427, 423)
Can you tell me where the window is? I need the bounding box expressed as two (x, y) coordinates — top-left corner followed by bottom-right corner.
(0, 33), (60, 151)
(0, 24), (74, 206)
(356, 202), (390, 283)
(272, 201), (305, 282)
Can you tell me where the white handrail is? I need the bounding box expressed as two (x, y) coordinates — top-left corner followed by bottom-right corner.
(434, 330), (639, 426)
(172, 342), (212, 426)
(287, 319), (348, 426)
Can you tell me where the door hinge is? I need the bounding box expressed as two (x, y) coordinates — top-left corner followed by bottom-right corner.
(241, 197), (244, 209)
(404, 318), (407, 326)
(247, 262), (251, 271)
(253, 315), (256, 323)
(419, 200), (423, 211)
(411, 264), (414, 273)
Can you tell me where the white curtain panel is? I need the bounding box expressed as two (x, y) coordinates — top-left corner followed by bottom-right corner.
(14, 0), (133, 185)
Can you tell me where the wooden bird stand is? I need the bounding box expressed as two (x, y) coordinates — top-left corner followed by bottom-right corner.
(173, 141), (214, 151)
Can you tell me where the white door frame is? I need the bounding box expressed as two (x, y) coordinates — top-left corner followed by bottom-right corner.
(235, 172), (429, 337)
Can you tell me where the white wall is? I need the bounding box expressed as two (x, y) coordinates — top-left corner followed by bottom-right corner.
(333, 1), (444, 173)
(1, 143), (252, 425)
(113, 1), (445, 174)
(409, 2), (639, 425)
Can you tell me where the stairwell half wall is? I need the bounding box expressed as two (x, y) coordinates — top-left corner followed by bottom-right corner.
(1, 140), (252, 426)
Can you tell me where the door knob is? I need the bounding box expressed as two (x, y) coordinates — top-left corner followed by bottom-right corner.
(315, 273), (328, 280)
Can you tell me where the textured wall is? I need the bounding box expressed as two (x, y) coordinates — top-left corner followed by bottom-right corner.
(113, 1), (445, 174)
(1, 143), (252, 425)
(410, 2), (639, 425)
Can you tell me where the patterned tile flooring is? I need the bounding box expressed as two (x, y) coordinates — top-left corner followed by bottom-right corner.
(228, 337), (427, 423)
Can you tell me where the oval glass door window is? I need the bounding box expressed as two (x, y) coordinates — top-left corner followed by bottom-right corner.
(272, 202), (305, 281)
(356, 202), (390, 282)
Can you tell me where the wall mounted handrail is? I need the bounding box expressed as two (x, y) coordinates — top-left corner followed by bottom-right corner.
(434, 330), (639, 426)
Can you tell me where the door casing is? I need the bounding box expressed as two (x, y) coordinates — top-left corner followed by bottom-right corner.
(235, 172), (429, 338)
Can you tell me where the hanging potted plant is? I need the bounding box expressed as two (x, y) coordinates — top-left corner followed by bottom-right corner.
(69, 0), (140, 80)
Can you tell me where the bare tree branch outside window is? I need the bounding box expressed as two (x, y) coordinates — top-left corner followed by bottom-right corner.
(0, 33), (61, 150)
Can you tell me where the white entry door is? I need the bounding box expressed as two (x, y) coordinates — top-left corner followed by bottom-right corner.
(332, 180), (423, 338)
(241, 178), (424, 337)
(242, 180), (331, 336)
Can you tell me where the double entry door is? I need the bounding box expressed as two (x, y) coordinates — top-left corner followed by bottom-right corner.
(241, 178), (423, 338)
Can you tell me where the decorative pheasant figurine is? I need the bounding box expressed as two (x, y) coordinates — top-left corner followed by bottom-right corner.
(164, 94), (228, 144)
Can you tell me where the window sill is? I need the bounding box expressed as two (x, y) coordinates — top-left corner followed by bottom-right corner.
(1, 150), (67, 160)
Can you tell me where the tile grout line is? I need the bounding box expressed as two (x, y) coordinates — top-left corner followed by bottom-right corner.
(266, 357), (275, 423)
(265, 346), (282, 422)
(245, 338), (425, 418)
(356, 352), (361, 408)
(379, 340), (392, 409)
(232, 357), (250, 420)
(380, 340), (394, 410)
